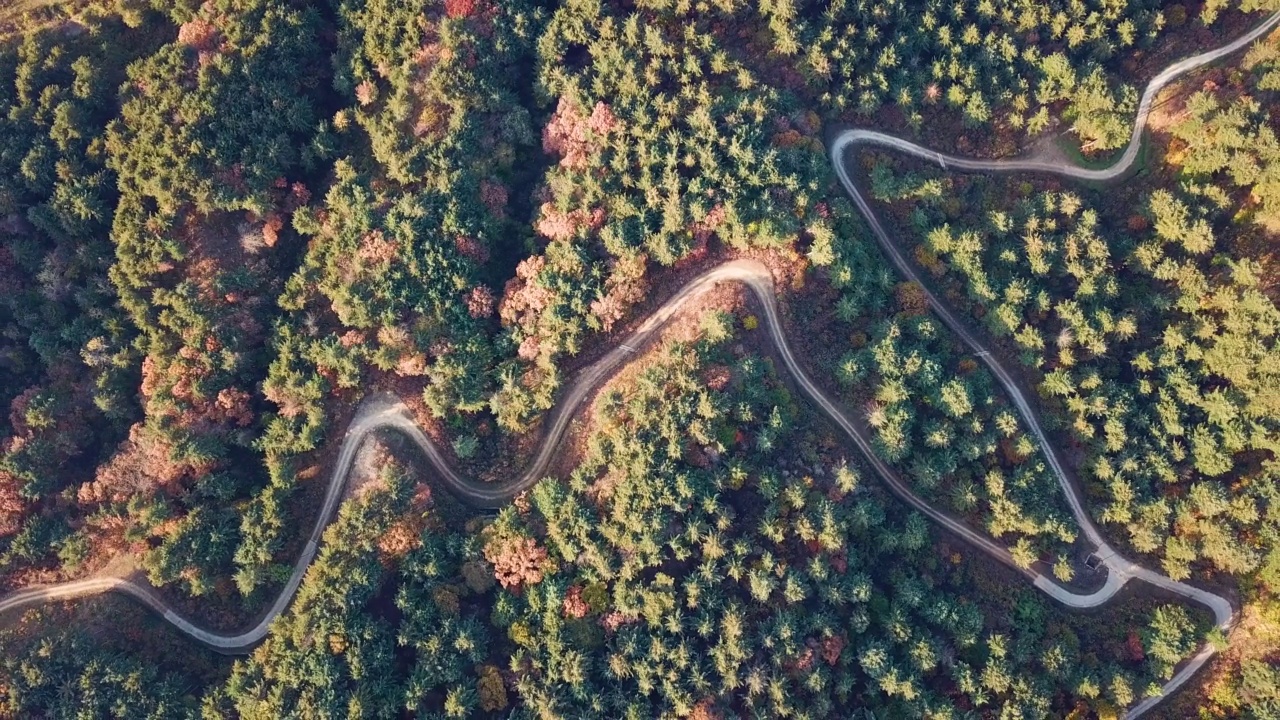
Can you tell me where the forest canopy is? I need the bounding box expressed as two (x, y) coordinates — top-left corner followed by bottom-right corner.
(0, 0), (1279, 718)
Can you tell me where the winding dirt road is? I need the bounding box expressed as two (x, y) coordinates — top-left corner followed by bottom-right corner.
(4, 11), (1278, 716)
(829, 12), (1279, 716)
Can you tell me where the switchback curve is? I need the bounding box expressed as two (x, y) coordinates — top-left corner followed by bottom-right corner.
(829, 12), (1279, 716)
(4, 12), (1278, 716)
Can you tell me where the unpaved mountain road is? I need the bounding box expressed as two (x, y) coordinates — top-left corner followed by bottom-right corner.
(4, 12), (1278, 716)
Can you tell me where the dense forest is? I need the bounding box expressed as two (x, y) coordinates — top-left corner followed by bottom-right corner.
(0, 0), (1278, 717)
(864, 18), (1280, 591)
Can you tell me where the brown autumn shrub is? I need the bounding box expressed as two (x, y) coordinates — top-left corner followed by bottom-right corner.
(483, 533), (548, 591)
